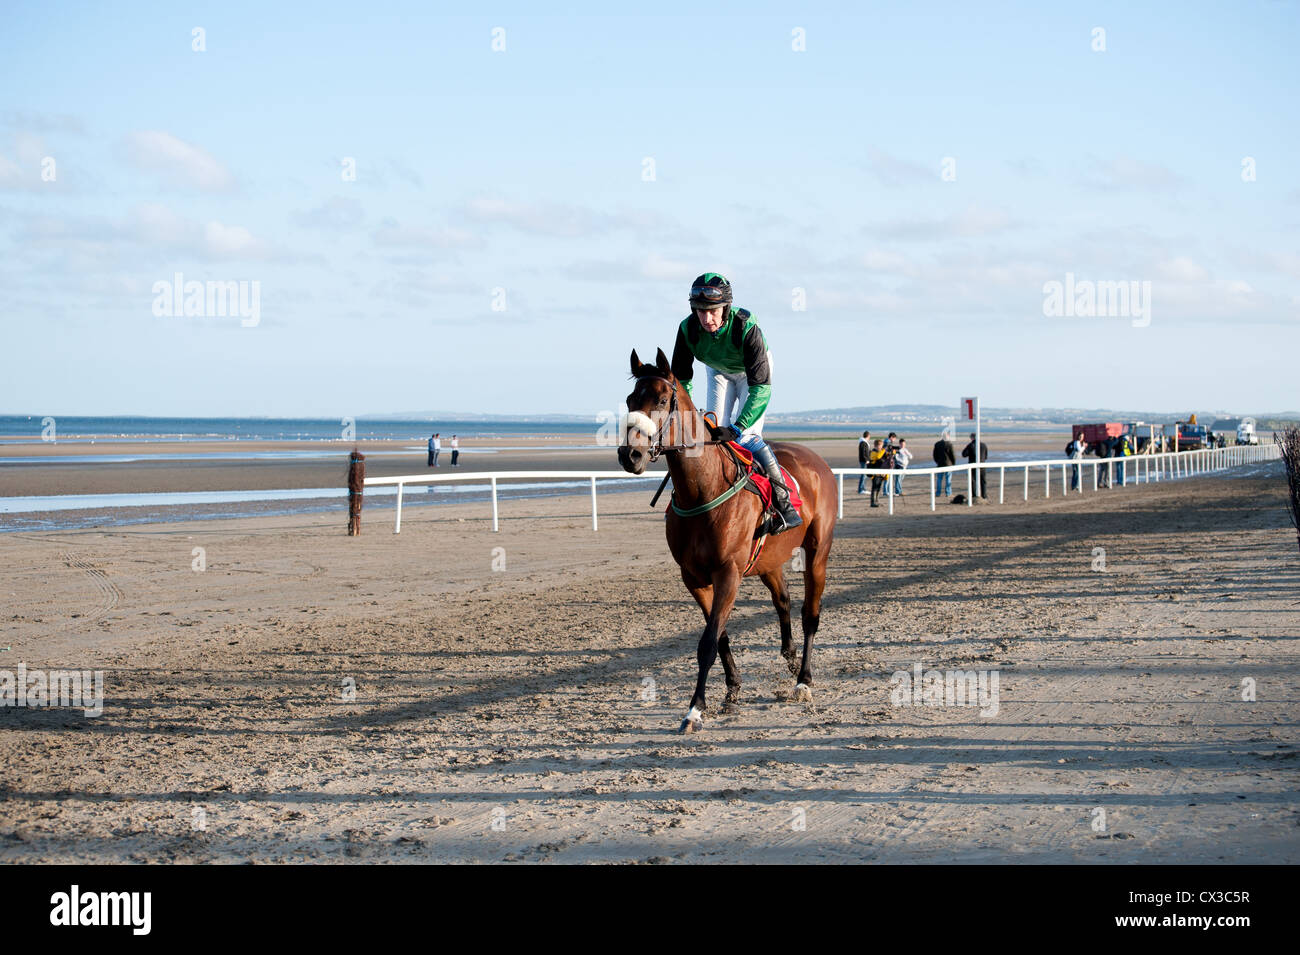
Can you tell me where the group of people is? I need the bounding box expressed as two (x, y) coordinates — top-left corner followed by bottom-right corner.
(855, 430), (914, 506)
(426, 433), (459, 468)
(856, 430), (990, 504)
(1066, 433), (1133, 489)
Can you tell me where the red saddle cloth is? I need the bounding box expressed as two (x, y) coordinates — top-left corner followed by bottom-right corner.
(728, 441), (803, 511)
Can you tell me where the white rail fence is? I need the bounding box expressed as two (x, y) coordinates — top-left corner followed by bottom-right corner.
(362, 443), (1279, 533)
(833, 442), (1281, 517)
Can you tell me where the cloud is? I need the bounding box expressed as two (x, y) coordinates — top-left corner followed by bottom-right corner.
(865, 148), (934, 187)
(123, 131), (235, 191)
(456, 197), (703, 244)
(292, 197), (364, 230)
(1155, 256), (1209, 283)
(871, 204), (1017, 241)
(1082, 156), (1182, 192)
(461, 197), (604, 238)
(18, 203), (283, 261)
(0, 133), (52, 191)
(370, 218), (479, 248)
(1, 111), (86, 135)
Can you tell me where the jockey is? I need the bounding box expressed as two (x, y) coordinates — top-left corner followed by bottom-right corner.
(669, 272), (803, 534)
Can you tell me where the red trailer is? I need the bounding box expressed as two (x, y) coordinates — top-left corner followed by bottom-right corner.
(1074, 422), (1125, 446)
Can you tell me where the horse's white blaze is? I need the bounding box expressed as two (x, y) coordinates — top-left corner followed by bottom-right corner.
(626, 411), (658, 440)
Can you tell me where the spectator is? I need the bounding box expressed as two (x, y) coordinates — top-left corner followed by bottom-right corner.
(933, 434), (956, 496)
(427, 433), (436, 468)
(894, 438), (912, 496)
(868, 439), (887, 507)
(857, 430), (871, 494)
(450, 434), (460, 467)
(1116, 435), (1132, 485)
(1067, 432), (1087, 490)
(1097, 437), (1113, 488)
(887, 431), (899, 450)
(432, 433), (441, 467)
(960, 432), (989, 500)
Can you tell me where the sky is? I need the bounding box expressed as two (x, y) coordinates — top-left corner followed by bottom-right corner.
(1, 1), (1297, 419)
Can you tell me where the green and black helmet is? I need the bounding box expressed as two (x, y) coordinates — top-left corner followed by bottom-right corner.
(689, 272), (732, 309)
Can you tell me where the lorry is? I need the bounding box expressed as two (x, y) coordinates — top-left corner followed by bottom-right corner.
(1236, 417), (1259, 446)
(1163, 414), (1209, 451)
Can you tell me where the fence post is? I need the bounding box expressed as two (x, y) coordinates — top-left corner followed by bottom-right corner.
(1023, 466), (1029, 501)
(394, 482), (404, 534)
(491, 476), (499, 532)
(968, 466), (973, 507)
(1044, 465), (1050, 498)
(1000, 466), (1005, 504)
(838, 473), (844, 519)
(930, 472), (936, 511)
(591, 476), (598, 531)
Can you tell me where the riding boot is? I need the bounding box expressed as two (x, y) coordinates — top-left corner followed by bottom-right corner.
(752, 442), (803, 534)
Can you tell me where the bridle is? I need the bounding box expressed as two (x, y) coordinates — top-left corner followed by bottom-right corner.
(628, 373), (702, 463)
(625, 373), (750, 487)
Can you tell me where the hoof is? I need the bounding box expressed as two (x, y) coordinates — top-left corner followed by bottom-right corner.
(679, 706), (704, 734)
(784, 657), (801, 677)
(792, 683), (813, 703)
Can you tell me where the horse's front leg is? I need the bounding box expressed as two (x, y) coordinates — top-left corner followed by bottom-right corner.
(682, 565), (741, 734)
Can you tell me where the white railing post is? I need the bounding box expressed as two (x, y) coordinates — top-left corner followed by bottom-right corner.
(1044, 465), (1050, 499)
(491, 476), (499, 532)
(887, 473), (894, 514)
(394, 482), (404, 534)
(968, 466), (973, 507)
(1000, 466), (1005, 504)
(930, 472), (936, 511)
(1023, 466), (1029, 501)
(591, 476), (598, 531)
(838, 473), (844, 519)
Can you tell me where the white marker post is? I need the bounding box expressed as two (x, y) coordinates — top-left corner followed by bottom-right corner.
(961, 396), (979, 507)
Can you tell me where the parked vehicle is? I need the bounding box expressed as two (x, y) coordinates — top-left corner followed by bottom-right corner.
(1237, 417), (1259, 446)
(1163, 414), (1209, 451)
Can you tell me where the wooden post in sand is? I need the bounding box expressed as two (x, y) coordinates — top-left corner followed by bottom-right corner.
(347, 449), (365, 536)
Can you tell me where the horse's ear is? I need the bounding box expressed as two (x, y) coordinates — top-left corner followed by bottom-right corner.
(630, 349), (642, 376)
(655, 348), (672, 377)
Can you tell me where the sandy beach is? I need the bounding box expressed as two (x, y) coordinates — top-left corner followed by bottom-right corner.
(1, 451), (1295, 863)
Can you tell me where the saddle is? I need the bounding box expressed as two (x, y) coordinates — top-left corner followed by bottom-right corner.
(660, 426), (802, 575)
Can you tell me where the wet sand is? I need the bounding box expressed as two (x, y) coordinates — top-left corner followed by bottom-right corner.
(0, 431), (1068, 498)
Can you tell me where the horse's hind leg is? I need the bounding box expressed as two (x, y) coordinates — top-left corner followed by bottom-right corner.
(795, 533), (830, 701)
(760, 567), (797, 677)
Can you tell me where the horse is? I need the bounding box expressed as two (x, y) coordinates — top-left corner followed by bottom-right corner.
(616, 347), (837, 733)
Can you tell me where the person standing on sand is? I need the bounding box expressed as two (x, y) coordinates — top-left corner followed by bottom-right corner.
(427, 433), (436, 468)
(893, 438), (912, 496)
(857, 430), (872, 494)
(961, 432), (989, 500)
(450, 435), (460, 467)
(933, 434), (956, 497)
(1068, 432), (1087, 490)
(432, 433), (441, 467)
(868, 439), (887, 507)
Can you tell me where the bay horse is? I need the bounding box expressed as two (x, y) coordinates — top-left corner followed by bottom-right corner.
(617, 347), (837, 733)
